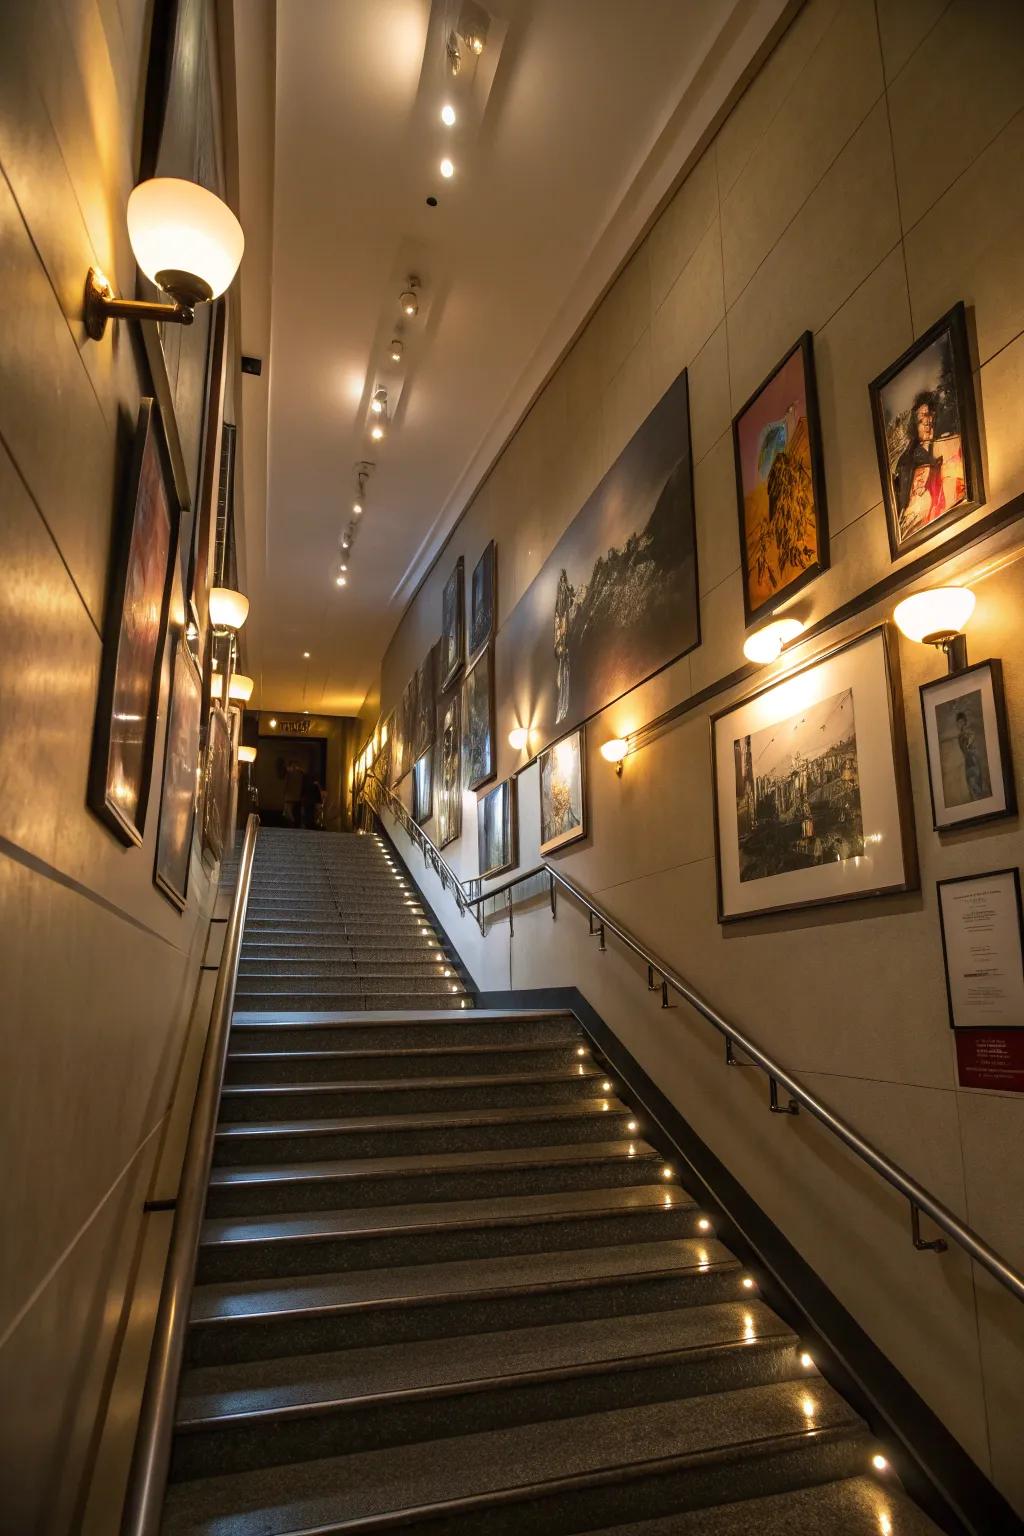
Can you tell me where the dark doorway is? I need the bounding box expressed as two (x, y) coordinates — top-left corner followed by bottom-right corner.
(255, 737), (328, 827)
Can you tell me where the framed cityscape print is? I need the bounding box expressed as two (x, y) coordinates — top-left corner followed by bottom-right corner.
(413, 750), (434, 826)
(463, 646), (495, 792)
(436, 692), (462, 849)
(200, 706), (231, 862)
(89, 399), (178, 846)
(440, 556), (465, 692)
(920, 659), (1015, 831)
(154, 637), (203, 908)
(539, 726), (587, 855)
(469, 541), (496, 660)
(479, 777), (518, 879)
(733, 332), (829, 626)
(869, 302), (984, 560)
(711, 625), (918, 922)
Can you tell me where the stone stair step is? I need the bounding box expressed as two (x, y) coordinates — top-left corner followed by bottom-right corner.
(216, 1067), (608, 1121)
(222, 1040), (581, 1084)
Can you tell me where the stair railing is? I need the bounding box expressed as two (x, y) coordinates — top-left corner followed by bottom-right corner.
(365, 771), (1024, 1310)
(362, 769), (484, 933)
(120, 813), (260, 1536)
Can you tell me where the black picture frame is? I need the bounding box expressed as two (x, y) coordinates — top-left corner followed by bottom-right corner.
(200, 705), (231, 863)
(469, 540), (496, 660)
(440, 556), (465, 692)
(88, 399), (179, 847)
(462, 645), (496, 792)
(920, 658), (1016, 832)
(478, 776), (518, 880)
(154, 637), (203, 909)
(538, 725), (588, 855)
(937, 867), (1024, 1031)
(413, 750), (434, 826)
(437, 691), (462, 849)
(869, 301), (984, 561)
(732, 331), (829, 627)
(710, 624), (918, 922)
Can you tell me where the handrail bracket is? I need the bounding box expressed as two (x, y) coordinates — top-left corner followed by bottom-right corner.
(911, 1202), (948, 1254)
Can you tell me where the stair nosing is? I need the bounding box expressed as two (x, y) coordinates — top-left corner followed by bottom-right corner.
(213, 1103), (632, 1139)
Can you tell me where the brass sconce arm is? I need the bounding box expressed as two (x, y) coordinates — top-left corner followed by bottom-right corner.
(84, 267), (203, 341)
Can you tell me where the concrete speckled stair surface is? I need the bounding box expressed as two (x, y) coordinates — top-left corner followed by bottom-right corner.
(159, 828), (941, 1534)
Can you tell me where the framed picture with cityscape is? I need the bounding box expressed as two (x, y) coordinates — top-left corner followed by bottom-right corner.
(468, 540), (496, 660)
(436, 692), (462, 849)
(733, 331), (829, 627)
(413, 750), (434, 826)
(153, 636), (203, 909)
(440, 555), (465, 692)
(478, 777), (517, 880)
(920, 659), (1015, 832)
(711, 625), (917, 921)
(869, 302), (984, 561)
(539, 726), (587, 855)
(463, 646), (495, 792)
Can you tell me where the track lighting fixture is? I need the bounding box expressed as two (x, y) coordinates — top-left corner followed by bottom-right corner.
(371, 386), (388, 415)
(371, 422), (385, 441)
(390, 339), (404, 362)
(441, 103), (456, 126)
(440, 157), (455, 179)
(400, 278), (420, 317)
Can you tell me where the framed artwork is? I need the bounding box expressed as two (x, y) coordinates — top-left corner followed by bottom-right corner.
(393, 676), (416, 785)
(733, 331), (829, 627)
(89, 400), (178, 846)
(436, 692), (462, 849)
(413, 750), (434, 826)
(711, 625), (918, 922)
(463, 646), (495, 792)
(479, 777), (518, 879)
(920, 659), (1015, 831)
(154, 637), (203, 908)
(938, 869), (1024, 1031)
(413, 646), (436, 760)
(869, 302), (984, 560)
(441, 556), (465, 692)
(539, 726), (587, 855)
(469, 541), (496, 659)
(495, 368), (697, 755)
(201, 706), (232, 862)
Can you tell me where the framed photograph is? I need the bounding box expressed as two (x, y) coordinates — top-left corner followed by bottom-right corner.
(469, 541), (496, 660)
(869, 302), (984, 560)
(711, 625), (918, 922)
(938, 869), (1024, 1030)
(920, 659), (1015, 831)
(479, 777), (518, 879)
(153, 638), (203, 908)
(200, 706), (232, 862)
(436, 692), (462, 849)
(440, 556), (465, 692)
(89, 399), (178, 846)
(733, 332), (829, 627)
(463, 646), (495, 792)
(539, 726), (587, 855)
(413, 750), (434, 826)
(413, 646), (436, 760)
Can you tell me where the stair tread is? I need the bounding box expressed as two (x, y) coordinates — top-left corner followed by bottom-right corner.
(230, 1008), (570, 1024)
(200, 1183), (697, 1248)
(189, 1237), (737, 1324)
(219, 1067), (605, 1098)
(161, 1379), (863, 1535)
(214, 1101), (631, 1140)
(176, 1299), (792, 1424)
(225, 1041), (581, 1064)
(207, 1138), (662, 1188)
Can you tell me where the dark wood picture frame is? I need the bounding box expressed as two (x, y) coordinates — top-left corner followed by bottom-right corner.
(88, 399), (179, 847)
(869, 301), (984, 561)
(710, 624), (918, 922)
(462, 645), (496, 792)
(468, 540), (496, 661)
(538, 725), (588, 856)
(920, 658), (1016, 832)
(937, 867), (1024, 1031)
(478, 776), (518, 880)
(154, 636), (203, 909)
(732, 331), (829, 627)
(440, 556), (465, 693)
(200, 705), (231, 863)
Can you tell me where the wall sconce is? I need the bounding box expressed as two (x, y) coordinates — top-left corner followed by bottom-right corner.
(209, 587), (250, 632)
(743, 616), (805, 665)
(85, 178), (243, 340)
(508, 726), (529, 751)
(238, 745), (257, 764)
(228, 673), (254, 703)
(893, 586), (975, 673)
(210, 673), (224, 701)
(600, 737), (629, 776)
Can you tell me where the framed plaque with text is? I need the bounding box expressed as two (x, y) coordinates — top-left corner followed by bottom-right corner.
(937, 868), (1024, 1032)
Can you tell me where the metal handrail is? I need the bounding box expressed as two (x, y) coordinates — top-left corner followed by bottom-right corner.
(120, 814), (260, 1535)
(376, 822), (1024, 1306)
(362, 770), (484, 933)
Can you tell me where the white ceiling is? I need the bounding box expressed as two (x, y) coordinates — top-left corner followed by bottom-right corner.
(233, 0), (791, 716)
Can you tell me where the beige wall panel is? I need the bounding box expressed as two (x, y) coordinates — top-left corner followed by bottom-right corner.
(694, 430), (741, 597)
(687, 321), (732, 467)
(648, 149), (719, 314)
(874, 0), (949, 83)
(689, 569), (746, 693)
(602, 330), (656, 470)
(592, 243), (652, 395)
(977, 331), (1024, 513)
(719, 0), (883, 307)
(887, 0), (1024, 234)
(650, 217), (725, 402)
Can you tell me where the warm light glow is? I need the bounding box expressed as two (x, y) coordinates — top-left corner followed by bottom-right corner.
(872, 1454), (889, 1472)
(336, 575), (347, 587)
(601, 1081), (611, 1092)
(210, 674), (223, 700)
(441, 103), (456, 126)
(440, 157), (455, 179)
(697, 1218), (711, 1232)
(576, 1046), (586, 1057)
(238, 745), (257, 764)
(370, 423), (384, 441)
(893, 586), (975, 644)
(303, 651), (311, 659)
(801, 1396), (815, 1419)
(878, 1513), (892, 1536)
(390, 340), (403, 363)
(371, 387), (387, 415)
(352, 502), (362, 515)
(126, 178), (244, 299)
(209, 587), (249, 630)
(600, 737), (629, 764)
(229, 673), (253, 702)
(627, 1120), (638, 1132)
(742, 616), (805, 665)
(800, 1351), (813, 1368)
(508, 726), (529, 751)
(269, 718), (278, 729)
(661, 1166), (673, 1180)
(401, 288), (419, 317)
(742, 1276), (755, 1290)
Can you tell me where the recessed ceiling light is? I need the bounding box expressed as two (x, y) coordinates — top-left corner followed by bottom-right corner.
(353, 500), (363, 514)
(400, 281), (419, 316)
(370, 423), (384, 441)
(336, 575), (347, 587)
(303, 651), (310, 658)
(440, 157), (455, 179)
(371, 386), (387, 415)
(441, 103), (456, 126)
(390, 339), (403, 363)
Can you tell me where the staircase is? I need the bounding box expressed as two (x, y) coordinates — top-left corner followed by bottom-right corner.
(161, 828), (940, 1535)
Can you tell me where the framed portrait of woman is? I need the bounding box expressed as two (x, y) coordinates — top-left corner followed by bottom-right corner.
(920, 659), (1015, 832)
